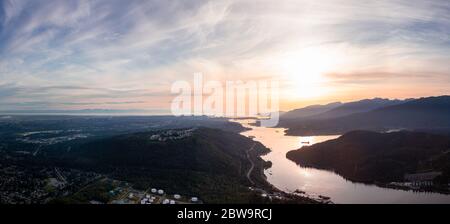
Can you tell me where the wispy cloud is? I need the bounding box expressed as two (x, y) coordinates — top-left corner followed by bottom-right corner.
(0, 0), (449, 110)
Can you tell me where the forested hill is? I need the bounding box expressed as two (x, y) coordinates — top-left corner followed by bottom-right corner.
(287, 130), (450, 184)
(53, 128), (272, 203)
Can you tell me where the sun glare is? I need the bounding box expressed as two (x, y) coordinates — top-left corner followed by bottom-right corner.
(279, 47), (339, 99)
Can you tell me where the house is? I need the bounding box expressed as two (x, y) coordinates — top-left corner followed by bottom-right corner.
(404, 171), (442, 187)
(150, 135), (160, 141)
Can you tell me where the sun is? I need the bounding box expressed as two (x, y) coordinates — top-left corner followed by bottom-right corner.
(279, 47), (338, 98)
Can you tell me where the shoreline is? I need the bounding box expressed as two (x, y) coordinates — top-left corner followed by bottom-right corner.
(234, 119), (450, 203)
(235, 119), (328, 204)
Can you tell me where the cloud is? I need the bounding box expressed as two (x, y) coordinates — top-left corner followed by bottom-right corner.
(0, 0), (449, 110)
(324, 71), (438, 84)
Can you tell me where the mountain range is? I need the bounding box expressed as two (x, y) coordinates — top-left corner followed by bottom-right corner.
(280, 102), (343, 120)
(280, 96), (450, 136)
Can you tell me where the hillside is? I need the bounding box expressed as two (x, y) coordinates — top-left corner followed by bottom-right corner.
(284, 96), (450, 136)
(286, 131), (450, 184)
(281, 102), (342, 120)
(51, 128), (273, 203)
(280, 98), (405, 124)
(308, 98), (406, 120)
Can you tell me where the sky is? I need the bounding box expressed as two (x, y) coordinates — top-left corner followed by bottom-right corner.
(0, 0), (449, 112)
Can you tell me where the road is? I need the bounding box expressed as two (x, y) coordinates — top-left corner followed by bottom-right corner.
(73, 177), (105, 196)
(54, 167), (67, 183)
(245, 143), (257, 185)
